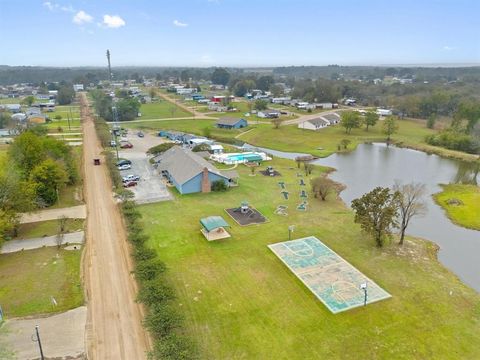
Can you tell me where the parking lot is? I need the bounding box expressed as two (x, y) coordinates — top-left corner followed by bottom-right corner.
(117, 131), (173, 204)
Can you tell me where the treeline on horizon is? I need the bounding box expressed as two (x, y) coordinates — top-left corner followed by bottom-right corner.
(1, 64), (480, 85)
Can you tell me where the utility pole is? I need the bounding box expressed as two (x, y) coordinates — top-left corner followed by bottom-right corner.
(32, 325), (45, 360)
(112, 106), (120, 160)
(106, 49), (112, 82)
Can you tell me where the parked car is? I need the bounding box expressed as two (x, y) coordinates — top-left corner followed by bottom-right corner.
(120, 142), (133, 149)
(123, 174), (140, 182)
(137, 131), (144, 138)
(110, 140), (116, 147)
(123, 180), (137, 187)
(118, 164), (132, 170)
(116, 159), (131, 166)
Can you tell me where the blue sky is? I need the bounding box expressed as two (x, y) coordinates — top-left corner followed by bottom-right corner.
(0, 0), (478, 67)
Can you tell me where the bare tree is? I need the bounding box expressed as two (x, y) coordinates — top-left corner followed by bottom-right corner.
(57, 215), (68, 232)
(272, 118), (283, 129)
(55, 232), (65, 249)
(393, 182), (427, 245)
(56, 215), (68, 248)
(304, 163), (314, 176)
(311, 176), (340, 201)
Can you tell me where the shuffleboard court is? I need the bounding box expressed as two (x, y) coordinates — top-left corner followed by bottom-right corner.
(268, 236), (391, 313)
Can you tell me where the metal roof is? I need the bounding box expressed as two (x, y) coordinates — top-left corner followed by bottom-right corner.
(216, 117), (246, 126)
(200, 216), (230, 232)
(156, 146), (228, 185)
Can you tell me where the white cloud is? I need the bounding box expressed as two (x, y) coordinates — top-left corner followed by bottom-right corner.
(43, 1), (75, 12)
(43, 1), (55, 11)
(61, 5), (75, 13)
(73, 10), (93, 25)
(103, 14), (126, 28)
(173, 19), (188, 27)
(443, 46), (454, 51)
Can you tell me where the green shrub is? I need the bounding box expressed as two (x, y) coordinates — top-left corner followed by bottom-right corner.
(137, 281), (175, 306)
(133, 246), (157, 262)
(150, 334), (197, 360)
(211, 180), (228, 192)
(135, 259), (166, 281)
(144, 303), (182, 338)
(147, 143), (175, 156)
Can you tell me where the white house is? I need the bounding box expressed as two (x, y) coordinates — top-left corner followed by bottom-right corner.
(73, 84), (84, 92)
(257, 109), (281, 118)
(271, 97), (291, 104)
(298, 118), (330, 131)
(376, 108), (393, 116)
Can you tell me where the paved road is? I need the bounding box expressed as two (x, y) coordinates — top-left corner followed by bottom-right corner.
(19, 205), (86, 224)
(1, 231), (84, 254)
(0, 306), (87, 360)
(80, 94), (150, 359)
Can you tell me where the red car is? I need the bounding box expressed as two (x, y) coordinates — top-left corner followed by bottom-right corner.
(123, 180), (137, 188)
(120, 142), (133, 149)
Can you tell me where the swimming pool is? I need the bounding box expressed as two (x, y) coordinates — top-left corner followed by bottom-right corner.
(211, 152), (272, 164)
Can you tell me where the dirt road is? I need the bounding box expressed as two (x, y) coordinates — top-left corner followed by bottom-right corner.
(80, 93), (150, 359)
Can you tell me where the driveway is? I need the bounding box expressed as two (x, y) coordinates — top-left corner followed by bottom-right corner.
(118, 132), (173, 204)
(1, 231), (84, 254)
(0, 306), (87, 360)
(19, 205), (87, 224)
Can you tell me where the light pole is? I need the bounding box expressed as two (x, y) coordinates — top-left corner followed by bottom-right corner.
(288, 225), (295, 240)
(360, 281), (368, 306)
(32, 325), (45, 360)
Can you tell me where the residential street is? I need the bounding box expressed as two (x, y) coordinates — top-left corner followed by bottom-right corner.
(80, 93), (150, 359)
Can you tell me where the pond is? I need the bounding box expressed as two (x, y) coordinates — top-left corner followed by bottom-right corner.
(244, 143), (480, 292)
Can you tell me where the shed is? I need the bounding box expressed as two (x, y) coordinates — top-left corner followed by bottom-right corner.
(200, 216), (231, 241)
(216, 117), (248, 129)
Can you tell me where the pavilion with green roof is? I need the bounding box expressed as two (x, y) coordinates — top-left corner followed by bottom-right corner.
(200, 216), (231, 241)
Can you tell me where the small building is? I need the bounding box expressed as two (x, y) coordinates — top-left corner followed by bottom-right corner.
(216, 117), (248, 129)
(208, 144), (224, 154)
(316, 102), (333, 110)
(200, 216), (231, 241)
(155, 146), (237, 194)
(323, 113), (341, 125)
(298, 118), (330, 131)
(257, 109), (281, 119)
(376, 108), (393, 116)
(5, 104), (21, 113)
(73, 84), (84, 92)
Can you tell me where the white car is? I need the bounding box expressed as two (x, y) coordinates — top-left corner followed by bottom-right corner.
(123, 174), (140, 182)
(118, 164), (131, 171)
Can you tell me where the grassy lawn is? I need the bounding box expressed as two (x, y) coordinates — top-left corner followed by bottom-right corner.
(240, 118), (436, 157)
(121, 119), (247, 141)
(140, 157), (480, 359)
(138, 101), (192, 119)
(0, 145), (8, 175)
(14, 219), (84, 239)
(433, 184), (480, 230)
(120, 116), (475, 161)
(0, 247), (83, 317)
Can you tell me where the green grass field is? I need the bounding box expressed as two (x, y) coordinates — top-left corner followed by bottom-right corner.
(434, 184), (480, 230)
(239, 118), (435, 157)
(15, 219), (84, 239)
(140, 158), (480, 359)
(121, 119), (248, 141)
(139, 101), (192, 119)
(0, 247), (83, 317)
